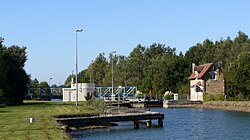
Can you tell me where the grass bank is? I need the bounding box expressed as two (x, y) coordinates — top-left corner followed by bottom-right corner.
(198, 101), (250, 112)
(0, 100), (104, 140)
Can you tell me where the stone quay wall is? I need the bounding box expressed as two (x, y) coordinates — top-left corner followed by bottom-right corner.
(198, 101), (250, 112)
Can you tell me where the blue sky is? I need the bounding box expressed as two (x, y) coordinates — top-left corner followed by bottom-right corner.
(1, 0), (250, 85)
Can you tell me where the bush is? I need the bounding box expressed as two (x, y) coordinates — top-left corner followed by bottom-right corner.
(84, 92), (93, 101)
(164, 94), (174, 100)
(204, 93), (224, 102)
(0, 89), (6, 106)
(0, 104), (7, 108)
(235, 93), (246, 101)
(85, 99), (106, 112)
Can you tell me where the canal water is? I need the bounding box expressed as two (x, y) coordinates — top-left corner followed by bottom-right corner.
(70, 108), (250, 140)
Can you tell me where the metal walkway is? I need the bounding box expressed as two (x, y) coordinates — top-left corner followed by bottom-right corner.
(95, 86), (137, 100)
(26, 88), (63, 99)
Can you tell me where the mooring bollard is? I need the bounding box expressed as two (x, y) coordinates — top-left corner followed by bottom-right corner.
(29, 117), (34, 123)
(158, 119), (163, 127)
(147, 120), (152, 128)
(134, 120), (139, 129)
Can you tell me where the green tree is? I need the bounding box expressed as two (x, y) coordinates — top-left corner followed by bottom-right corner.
(91, 53), (109, 86)
(39, 81), (49, 88)
(126, 44), (146, 87)
(115, 55), (128, 86)
(78, 69), (90, 83)
(64, 74), (74, 87)
(30, 78), (39, 88)
(101, 53), (117, 86)
(0, 44), (29, 105)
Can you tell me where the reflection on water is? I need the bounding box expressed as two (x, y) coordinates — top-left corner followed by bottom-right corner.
(71, 108), (250, 140)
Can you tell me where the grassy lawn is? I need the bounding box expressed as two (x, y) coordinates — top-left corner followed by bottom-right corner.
(0, 100), (103, 140)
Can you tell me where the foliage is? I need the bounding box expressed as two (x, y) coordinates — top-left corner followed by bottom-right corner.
(84, 92), (93, 101)
(0, 89), (6, 107)
(30, 78), (39, 88)
(38, 81), (49, 88)
(63, 31), (250, 100)
(85, 99), (106, 112)
(164, 94), (174, 100)
(78, 69), (90, 83)
(203, 93), (225, 102)
(0, 41), (29, 105)
(178, 85), (190, 95)
(64, 74), (74, 87)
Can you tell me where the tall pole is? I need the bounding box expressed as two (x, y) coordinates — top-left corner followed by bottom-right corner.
(49, 78), (52, 87)
(111, 51), (116, 101)
(75, 29), (83, 106)
(90, 60), (93, 83)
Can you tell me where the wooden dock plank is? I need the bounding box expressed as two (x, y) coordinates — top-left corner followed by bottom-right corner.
(56, 112), (164, 127)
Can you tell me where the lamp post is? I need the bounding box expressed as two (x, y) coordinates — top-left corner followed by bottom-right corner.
(49, 78), (52, 87)
(111, 51), (116, 101)
(0, 37), (4, 43)
(75, 28), (83, 106)
(90, 60), (94, 83)
(49, 78), (52, 95)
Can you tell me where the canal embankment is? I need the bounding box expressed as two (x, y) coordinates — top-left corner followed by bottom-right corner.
(198, 101), (250, 112)
(0, 100), (104, 140)
(163, 100), (202, 108)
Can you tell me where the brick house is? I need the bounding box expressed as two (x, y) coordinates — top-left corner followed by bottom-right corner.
(189, 63), (224, 101)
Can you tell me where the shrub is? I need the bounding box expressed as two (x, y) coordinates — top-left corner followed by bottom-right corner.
(84, 92), (93, 101)
(85, 99), (106, 112)
(164, 94), (174, 100)
(204, 93), (224, 102)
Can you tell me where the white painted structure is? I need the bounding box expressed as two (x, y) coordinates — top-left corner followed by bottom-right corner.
(63, 81), (95, 102)
(174, 94), (178, 101)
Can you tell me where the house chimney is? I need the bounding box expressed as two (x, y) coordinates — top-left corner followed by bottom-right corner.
(192, 63), (195, 73)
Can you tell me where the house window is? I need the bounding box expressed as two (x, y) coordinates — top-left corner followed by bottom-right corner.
(209, 71), (217, 80)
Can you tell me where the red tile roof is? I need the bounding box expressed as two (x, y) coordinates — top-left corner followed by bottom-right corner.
(189, 63), (213, 80)
(190, 81), (203, 87)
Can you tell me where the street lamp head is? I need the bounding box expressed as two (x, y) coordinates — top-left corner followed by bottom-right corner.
(76, 29), (83, 32)
(0, 37), (4, 43)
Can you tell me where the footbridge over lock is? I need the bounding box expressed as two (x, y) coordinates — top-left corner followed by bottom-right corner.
(95, 86), (137, 100)
(26, 87), (63, 100)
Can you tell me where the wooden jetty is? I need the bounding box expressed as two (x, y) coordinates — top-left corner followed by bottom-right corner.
(105, 100), (163, 108)
(131, 101), (163, 108)
(55, 108), (164, 129)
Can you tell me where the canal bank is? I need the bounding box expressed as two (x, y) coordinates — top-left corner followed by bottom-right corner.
(198, 101), (250, 112)
(163, 100), (202, 108)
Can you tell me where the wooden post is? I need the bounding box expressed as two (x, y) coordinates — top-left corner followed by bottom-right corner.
(147, 120), (152, 128)
(134, 120), (139, 129)
(158, 119), (163, 127)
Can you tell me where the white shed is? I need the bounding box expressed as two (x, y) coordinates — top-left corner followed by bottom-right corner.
(63, 83), (95, 102)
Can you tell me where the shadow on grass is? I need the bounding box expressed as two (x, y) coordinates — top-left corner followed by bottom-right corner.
(0, 110), (10, 113)
(23, 101), (82, 106)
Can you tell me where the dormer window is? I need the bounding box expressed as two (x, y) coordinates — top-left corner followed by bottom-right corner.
(209, 71), (217, 80)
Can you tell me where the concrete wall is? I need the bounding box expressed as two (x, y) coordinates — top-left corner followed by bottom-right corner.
(163, 100), (202, 108)
(199, 101), (250, 112)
